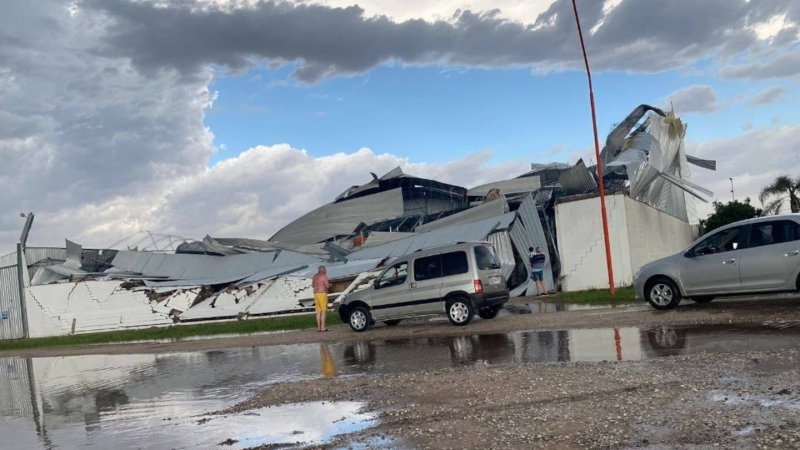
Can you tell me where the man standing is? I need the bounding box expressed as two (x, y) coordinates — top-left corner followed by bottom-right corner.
(312, 265), (331, 332)
(528, 246), (547, 296)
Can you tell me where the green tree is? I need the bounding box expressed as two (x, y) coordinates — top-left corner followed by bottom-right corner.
(759, 175), (800, 214)
(701, 198), (762, 233)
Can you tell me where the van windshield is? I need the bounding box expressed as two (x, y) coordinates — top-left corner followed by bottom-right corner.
(474, 246), (500, 270)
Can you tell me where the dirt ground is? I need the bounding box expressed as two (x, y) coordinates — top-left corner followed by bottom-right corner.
(4, 294), (800, 449)
(10, 294), (798, 449)
(211, 294), (800, 450)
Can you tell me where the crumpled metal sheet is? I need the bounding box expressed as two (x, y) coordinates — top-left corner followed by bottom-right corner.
(415, 197), (508, 233)
(467, 177), (541, 198)
(558, 159), (597, 195)
(269, 188), (405, 245)
(686, 154), (717, 171)
(510, 193), (554, 294)
(346, 212), (516, 261)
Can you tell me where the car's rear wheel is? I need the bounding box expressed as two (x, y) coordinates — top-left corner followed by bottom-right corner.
(477, 306), (500, 319)
(446, 297), (474, 326)
(691, 296), (714, 304)
(645, 277), (681, 310)
(384, 319), (402, 327)
(348, 306), (372, 332)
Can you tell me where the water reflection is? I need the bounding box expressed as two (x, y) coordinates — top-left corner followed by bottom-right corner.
(2, 323), (800, 449)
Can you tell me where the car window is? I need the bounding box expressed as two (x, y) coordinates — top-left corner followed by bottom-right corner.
(748, 220), (799, 248)
(691, 227), (741, 256)
(474, 245), (500, 270)
(375, 262), (408, 289)
(414, 255), (442, 281)
(442, 251), (469, 277)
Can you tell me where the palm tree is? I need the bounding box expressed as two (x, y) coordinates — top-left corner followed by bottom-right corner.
(759, 175), (800, 214)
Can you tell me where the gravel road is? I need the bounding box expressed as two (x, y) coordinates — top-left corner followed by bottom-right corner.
(186, 294), (800, 450)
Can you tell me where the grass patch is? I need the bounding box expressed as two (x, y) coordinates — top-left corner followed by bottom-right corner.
(547, 286), (638, 305)
(0, 311), (340, 352)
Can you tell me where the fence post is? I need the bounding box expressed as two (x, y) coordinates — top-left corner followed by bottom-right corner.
(16, 243), (29, 339)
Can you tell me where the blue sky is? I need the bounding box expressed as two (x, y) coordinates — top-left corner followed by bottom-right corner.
(206, 62), (794, 165)
(1, 0), (798, 250)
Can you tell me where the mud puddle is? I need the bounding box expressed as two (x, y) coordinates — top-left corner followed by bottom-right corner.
(2, 322), (799, 449)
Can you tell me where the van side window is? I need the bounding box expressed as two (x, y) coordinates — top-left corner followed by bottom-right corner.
(414, 255), (442, 281)
(376, 262), (408, 289)
(441, 251), (468, 277)
(474, 245), (500, 270)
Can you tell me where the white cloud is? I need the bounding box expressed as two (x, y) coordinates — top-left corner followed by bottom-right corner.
(1, 146), (524, 250)
(665, 85), (723, 114)
(688, 125), (800, 218)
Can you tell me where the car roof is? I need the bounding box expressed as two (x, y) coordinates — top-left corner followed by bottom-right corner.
(715, 212), (800, 231)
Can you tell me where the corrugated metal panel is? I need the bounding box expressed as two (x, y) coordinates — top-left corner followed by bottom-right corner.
(511, 195), (554, 294)
(24, 247), (67, 264)
(486, 231), (516, 279)
(270, 188), (405, 245)
(294, 258), (384, 280)
(110, 250), (320, 283)
(558, 159), (597, 195)
(0, 252), (16, 267)
(0, 356), (33, 415)
(467, 176), (541, 197)
(348, 212), (516, 261)
(0, 265), (25, 340)
(415, 198), (508, 233)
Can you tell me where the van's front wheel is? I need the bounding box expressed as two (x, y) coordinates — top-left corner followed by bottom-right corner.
(446, 297), (474, 326)
(348, 306), (372, 332)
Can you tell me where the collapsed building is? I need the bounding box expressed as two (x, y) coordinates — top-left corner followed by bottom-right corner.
(0, 106), (716, 339)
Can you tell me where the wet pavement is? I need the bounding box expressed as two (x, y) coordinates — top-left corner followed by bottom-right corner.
(2, 321), (800, 449)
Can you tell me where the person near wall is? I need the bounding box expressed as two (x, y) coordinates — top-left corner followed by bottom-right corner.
(528, 246), (547, 296)
(312, 265), (331, 332)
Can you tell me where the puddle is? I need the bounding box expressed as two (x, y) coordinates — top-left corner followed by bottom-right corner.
(501, 302), (613, 315)
(2, 323), (800, 449)
(191, 401), (376, 449)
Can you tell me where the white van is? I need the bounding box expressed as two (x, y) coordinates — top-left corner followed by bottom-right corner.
(338, 241), (509, 332)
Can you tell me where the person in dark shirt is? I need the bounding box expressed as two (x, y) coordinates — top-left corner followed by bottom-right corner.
(528, 246), (546, 296)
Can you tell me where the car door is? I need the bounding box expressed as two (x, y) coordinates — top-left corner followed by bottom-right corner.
(679, 226), (743, 295)
(410, 254), (445, 315)
(368, 261), (415, 320)
(738, 220), (800, 290)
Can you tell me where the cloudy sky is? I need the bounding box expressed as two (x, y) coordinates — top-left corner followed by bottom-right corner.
(1, 0), (798, 252)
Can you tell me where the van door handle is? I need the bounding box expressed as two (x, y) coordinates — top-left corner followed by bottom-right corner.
(409, 282), (417, 288)
(785, 250), (800, 257)
(723, 259), (736, 264)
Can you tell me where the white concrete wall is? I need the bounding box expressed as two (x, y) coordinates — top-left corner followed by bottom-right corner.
(624, 196), (700, 273)
(556, 194), (633, 292)
(556, 194), (699, 292)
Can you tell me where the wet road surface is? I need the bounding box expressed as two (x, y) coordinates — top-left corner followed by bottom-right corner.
(2, 319), (800, 449)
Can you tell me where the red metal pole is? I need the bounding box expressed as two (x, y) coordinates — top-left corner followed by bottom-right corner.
(571, 0), (616, 296)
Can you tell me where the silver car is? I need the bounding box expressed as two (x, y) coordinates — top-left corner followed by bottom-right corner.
(338, 241), (509, 331)
(634, 214), (800, 309)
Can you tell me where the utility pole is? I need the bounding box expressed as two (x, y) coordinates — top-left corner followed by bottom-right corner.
(729, 178), (734, 202)
(572, 0), (615, 296)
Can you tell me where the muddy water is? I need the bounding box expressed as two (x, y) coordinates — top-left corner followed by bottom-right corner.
(2, 322), (799, 449)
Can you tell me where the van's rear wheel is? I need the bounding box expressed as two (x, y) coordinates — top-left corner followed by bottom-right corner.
(446, 297), (474, 326)
(348, 306), (371, 332)
(477, 306), (500, 319)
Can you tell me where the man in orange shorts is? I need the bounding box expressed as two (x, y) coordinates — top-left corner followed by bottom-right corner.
(312, 265), (331, 332)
